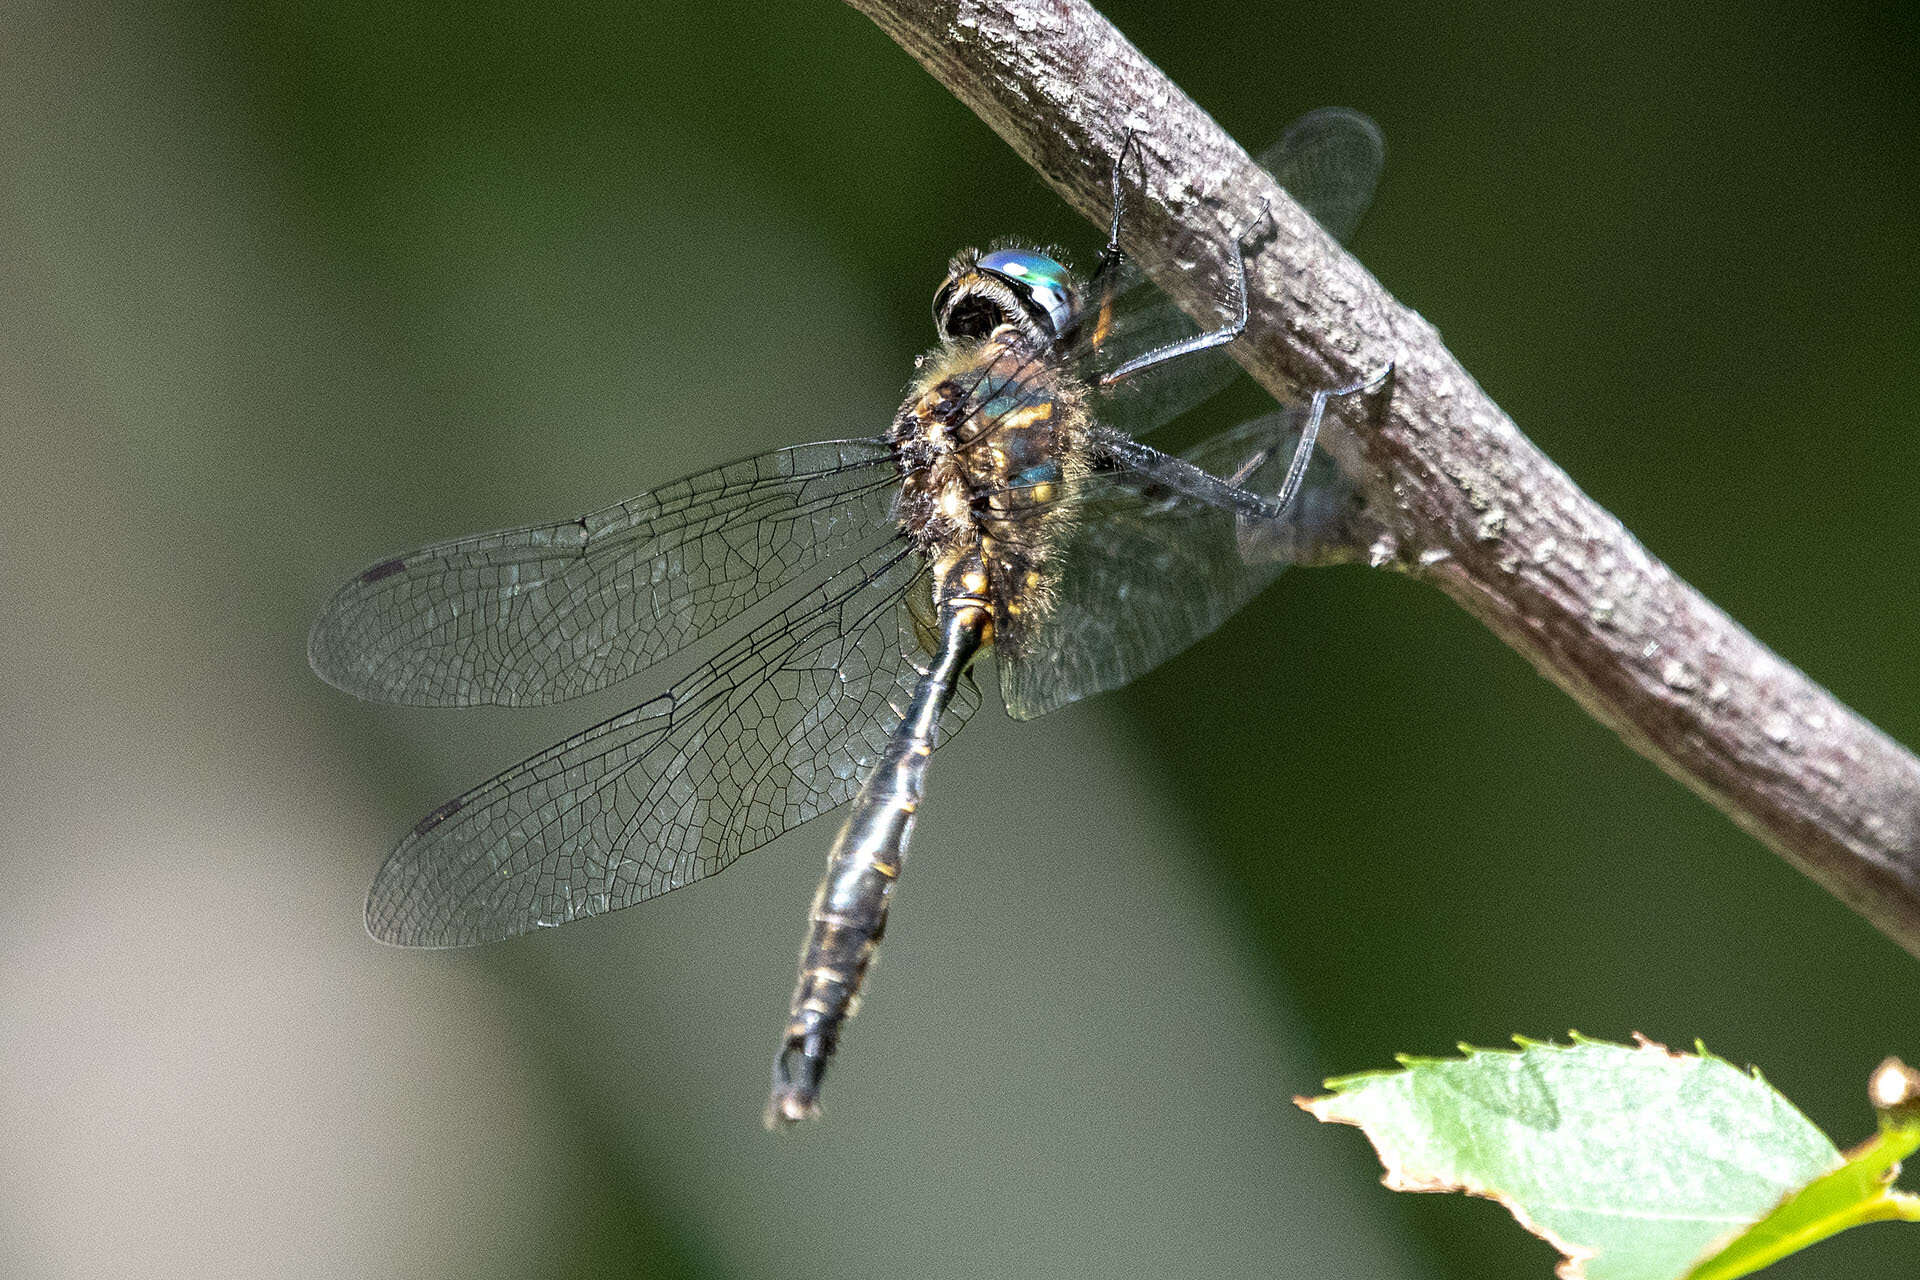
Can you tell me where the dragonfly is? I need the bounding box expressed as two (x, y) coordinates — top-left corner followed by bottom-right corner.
(309, 107), (1388, 1126)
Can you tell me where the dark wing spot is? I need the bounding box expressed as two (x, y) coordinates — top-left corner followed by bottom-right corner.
(413, 795), (465, 837)
(360, 557), (408, 584)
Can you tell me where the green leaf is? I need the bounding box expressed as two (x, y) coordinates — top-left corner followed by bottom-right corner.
(1297, 1035), (1843, 1280)
(1684, 1058), (1920, 1280)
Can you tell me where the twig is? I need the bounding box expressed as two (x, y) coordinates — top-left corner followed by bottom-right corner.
(847, 0), (1920, 959)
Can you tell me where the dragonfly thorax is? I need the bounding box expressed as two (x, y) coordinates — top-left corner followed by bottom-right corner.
(889, 337), (1091, 649)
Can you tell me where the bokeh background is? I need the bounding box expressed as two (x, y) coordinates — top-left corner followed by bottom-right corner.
(4, 1), (1917, 1276)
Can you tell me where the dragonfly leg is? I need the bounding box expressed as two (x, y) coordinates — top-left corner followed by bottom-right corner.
(1095, 199), (1272, 387)
(1089, 360), (1393, 521)
(1241, 359), (1394, 516)
(1083, 130), (1143, 352)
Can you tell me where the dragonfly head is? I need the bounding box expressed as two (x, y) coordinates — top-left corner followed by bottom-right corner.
(933, 248), (1079, 347)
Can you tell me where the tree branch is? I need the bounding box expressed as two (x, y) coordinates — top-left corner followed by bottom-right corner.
(848, 0), (1920, 959)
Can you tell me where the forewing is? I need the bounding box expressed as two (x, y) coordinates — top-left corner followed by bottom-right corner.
(1076, 107), (1386, 436)
(1257, 106), (1386, 246)
(310, 440), (898, 707)
(999, 409), (1354, 720)
(366, 543), (977, 947)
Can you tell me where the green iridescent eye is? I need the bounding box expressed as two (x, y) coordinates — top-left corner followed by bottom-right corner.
(978, 249), (1066, 291)
(978, 249), (1077, 337)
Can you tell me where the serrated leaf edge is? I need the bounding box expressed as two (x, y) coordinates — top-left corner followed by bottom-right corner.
(1296, 1032), (1783, 1280)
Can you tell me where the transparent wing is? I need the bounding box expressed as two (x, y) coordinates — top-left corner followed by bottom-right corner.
(1077, 107), (1386, 435)
(999, 408), (1356, 721)
(1261, 106), (1386, 246)
(309, 439), (899, 707)
(367, 542), (978, 947)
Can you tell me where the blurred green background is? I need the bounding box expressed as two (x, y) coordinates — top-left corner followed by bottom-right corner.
(3, 0), (1916, 1276)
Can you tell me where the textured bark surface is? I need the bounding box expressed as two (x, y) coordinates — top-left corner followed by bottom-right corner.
(848, 0), (1920, 958)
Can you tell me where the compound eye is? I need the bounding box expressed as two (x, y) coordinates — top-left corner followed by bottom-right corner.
(978, 250), (1067, 290)
(977, 249), (1077, 337)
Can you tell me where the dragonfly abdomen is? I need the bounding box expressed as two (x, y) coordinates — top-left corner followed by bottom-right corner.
(768, 599), (988, 1126)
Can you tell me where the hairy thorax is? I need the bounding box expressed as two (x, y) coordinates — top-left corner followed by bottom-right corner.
(888, 333), (1091, 649)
